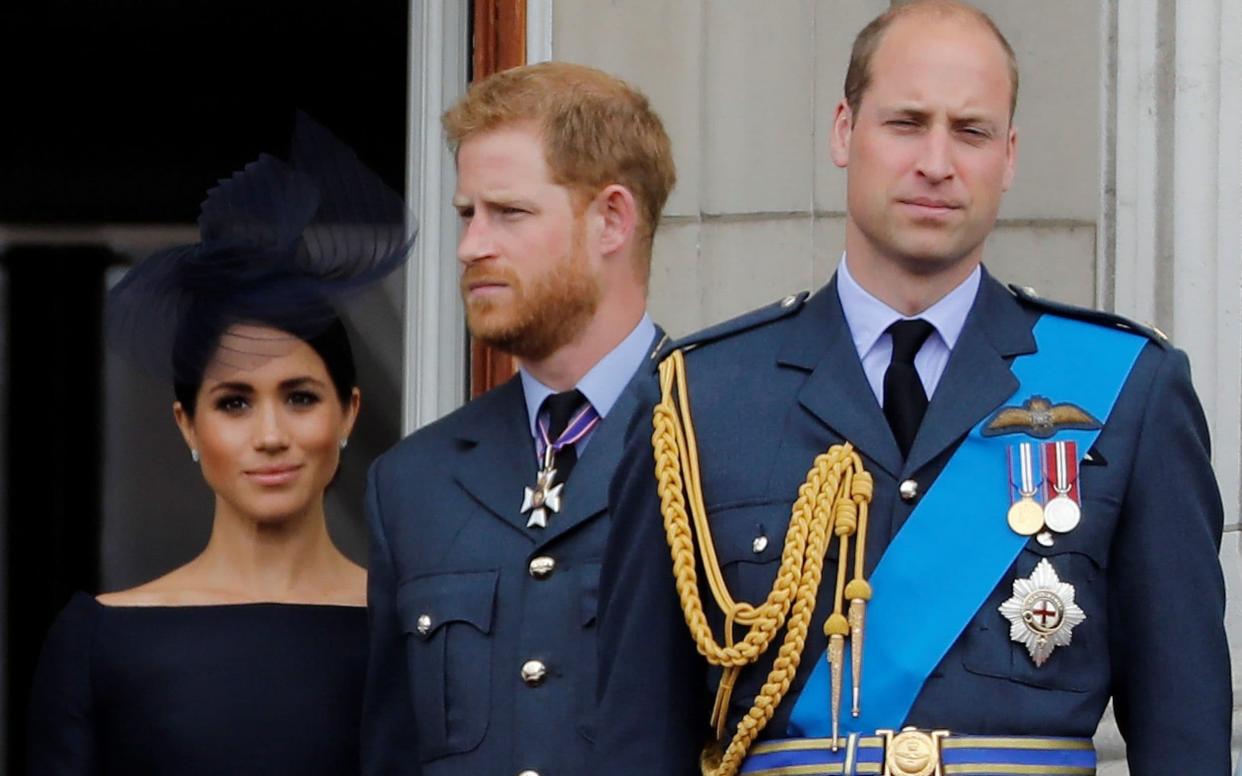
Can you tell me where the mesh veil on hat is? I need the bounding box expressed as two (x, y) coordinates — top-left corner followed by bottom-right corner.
(107, 113), (416, 385)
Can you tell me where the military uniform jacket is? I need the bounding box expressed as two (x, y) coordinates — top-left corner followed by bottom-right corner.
(593, 272), (1231, 775)
(363, 348), (655, 776)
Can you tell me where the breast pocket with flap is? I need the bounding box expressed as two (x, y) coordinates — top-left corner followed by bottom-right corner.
(397, 569), (498, 762)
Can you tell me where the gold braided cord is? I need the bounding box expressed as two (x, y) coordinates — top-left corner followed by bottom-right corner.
(653, 350), (874, 776)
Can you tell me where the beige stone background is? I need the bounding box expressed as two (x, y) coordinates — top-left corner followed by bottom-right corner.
(551, 0), (1241, 771)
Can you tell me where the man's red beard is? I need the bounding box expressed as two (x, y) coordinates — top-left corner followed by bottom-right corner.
(461, 240), (601, 362)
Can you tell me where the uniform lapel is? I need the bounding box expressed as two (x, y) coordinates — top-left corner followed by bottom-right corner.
(451, 378), (540, 538)
(778, 281), (904, 479)
(903, 273), (1038, 477)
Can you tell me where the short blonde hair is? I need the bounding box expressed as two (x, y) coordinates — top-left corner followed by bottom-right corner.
(845, 0), (1019, 121)
(443, 61), (676, 261)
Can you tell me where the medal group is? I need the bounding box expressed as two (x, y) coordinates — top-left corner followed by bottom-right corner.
(999, 425), (1089, 667)
(1005, 439), (1082, 541)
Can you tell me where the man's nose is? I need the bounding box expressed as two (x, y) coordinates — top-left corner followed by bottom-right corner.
(457, 212), (495, 265)
(916, 127), (955, 183)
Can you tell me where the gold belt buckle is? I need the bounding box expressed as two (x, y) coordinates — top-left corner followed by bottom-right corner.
(876, 727), (950, 776)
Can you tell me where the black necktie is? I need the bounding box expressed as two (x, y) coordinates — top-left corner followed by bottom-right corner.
(883, 319), (935, 459)
(541, 389), (588, 486)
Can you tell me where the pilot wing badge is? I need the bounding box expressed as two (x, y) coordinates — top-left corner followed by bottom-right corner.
(983, 395), (1102, 439)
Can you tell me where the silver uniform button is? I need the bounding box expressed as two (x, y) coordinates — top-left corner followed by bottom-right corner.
(752, 535), (769, 553)
(416, 614), (432, 636)
(528, 556), (556, 579)
(517, 771), (541, 776)
(521, 659), (548, 686)
(899, 479), (919, 501)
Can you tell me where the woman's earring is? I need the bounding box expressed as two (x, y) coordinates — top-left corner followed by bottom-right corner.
(339, 438), (349, 450)
(191, 449), (200, 463)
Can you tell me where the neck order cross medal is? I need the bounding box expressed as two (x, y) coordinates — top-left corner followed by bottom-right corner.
(521, 402), (601, 529)
(522, 446), (564, 529)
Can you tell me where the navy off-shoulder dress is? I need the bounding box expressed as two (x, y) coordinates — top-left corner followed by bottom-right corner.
(27, 592), (368, 775)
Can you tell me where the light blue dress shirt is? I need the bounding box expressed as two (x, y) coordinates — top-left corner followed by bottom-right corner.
(835, 255), (980, 406)
(519, 313), (656, 454)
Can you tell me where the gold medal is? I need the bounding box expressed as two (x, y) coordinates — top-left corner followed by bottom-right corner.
(1006, 442), (1045, 536)
(1007, 497), (1045, 535)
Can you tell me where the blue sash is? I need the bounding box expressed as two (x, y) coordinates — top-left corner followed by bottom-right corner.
(789, 314), (1146, 735)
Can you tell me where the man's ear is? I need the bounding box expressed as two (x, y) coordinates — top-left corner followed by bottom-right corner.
(594, 184), (638, 256)
(830, 99), (853, 169)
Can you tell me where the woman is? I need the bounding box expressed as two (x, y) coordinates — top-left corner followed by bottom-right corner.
(26, 117), (413, 775)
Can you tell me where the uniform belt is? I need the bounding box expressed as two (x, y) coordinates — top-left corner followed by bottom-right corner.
(739, 730), (1096, 776)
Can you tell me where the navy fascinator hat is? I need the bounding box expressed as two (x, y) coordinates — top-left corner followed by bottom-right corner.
(107, 114), (416, 390)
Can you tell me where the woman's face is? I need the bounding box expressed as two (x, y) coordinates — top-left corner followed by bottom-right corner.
(174, 325), (360, 524)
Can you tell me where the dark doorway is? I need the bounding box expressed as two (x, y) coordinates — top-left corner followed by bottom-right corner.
(2, 246), (112, 771)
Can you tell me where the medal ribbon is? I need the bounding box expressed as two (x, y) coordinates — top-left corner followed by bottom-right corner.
(536, 402), (601, 463)
(788, 314), (1146, 736)
(1008, 442), (1044, 501)
(1045, 440), (1079, 500)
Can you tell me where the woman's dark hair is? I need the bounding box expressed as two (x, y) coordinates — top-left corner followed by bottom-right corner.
(173, 315), (357, 418)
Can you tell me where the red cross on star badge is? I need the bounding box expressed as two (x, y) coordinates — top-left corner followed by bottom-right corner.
(998, 558), (1086, 667)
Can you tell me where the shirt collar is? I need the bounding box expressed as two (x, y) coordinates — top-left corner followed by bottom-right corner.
(836, 253), (980, 356)
(520, 313), (656, 439)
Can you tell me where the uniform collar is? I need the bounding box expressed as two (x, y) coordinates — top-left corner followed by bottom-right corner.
(519, 313), (656, 439)
(836, 253), (980, 358)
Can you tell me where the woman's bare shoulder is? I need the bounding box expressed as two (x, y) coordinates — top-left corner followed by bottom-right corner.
(96, 558), (368, 607)
(95, 565), (216, 607)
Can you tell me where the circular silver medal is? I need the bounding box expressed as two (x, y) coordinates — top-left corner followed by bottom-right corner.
(1043, 495), (1081, 533)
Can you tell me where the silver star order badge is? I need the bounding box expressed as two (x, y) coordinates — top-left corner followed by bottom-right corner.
(998, 558), (1086, 667)
(521, 466), (563, 529)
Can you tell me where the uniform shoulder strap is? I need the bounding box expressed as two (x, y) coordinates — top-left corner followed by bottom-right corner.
(666, 291), (810, 357)
(1008, 284), (1169, 348)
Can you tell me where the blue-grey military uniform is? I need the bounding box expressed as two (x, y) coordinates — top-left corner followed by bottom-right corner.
(362, 333), (661, 776)
(593, 271), (1231, 775)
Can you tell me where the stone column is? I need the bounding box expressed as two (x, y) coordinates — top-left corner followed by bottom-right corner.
(1103, 0), (1242, 767)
